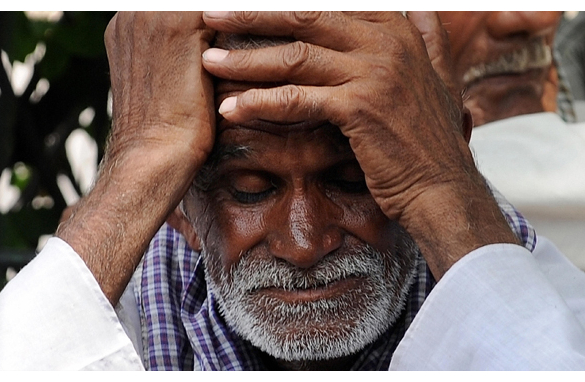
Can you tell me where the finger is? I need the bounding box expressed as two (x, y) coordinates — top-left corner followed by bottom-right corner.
(342, 11), (406, 23)
(204, 11), (403, 52)
(203, 43), (356, 85)
(217, 85), (334, 125)
(407, 11), (461, 106)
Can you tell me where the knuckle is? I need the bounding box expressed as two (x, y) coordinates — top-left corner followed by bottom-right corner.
(239, 89), (262, 111)
(242, 86), (306, 116)
(152, 13), (185, 34)
(368, 61), (395, 85)
(279, 86), (305, 112)
(141, 12), (200, 37)
(289, 11), (323, 27)
(281, 41), (312, 73)
(233, 11), (261, 26)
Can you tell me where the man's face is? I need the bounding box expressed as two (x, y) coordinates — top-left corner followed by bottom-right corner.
(183, 121), (418, 362)
(437, 11), (562, 126)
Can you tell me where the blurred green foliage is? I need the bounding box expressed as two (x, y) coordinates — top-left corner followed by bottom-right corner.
(0, 11), (115, 288)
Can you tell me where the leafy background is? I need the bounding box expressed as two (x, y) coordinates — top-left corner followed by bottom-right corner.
(1, 11), (584, 290)
(0, 11), (115, 289)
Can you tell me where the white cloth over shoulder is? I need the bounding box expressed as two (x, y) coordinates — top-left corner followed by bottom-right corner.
(470, 112), (585, 270)
(1, 237), (585, 370)
(390, 239), (585, 370)
(0, 238), (144, 370)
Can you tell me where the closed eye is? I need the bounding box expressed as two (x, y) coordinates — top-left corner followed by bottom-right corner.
(228, 172), (277, 205)
(231, 187), (276, 204)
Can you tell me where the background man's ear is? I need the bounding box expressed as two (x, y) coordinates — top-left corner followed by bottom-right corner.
(462, 106), (473, 143)
(167, 206), (202, 252)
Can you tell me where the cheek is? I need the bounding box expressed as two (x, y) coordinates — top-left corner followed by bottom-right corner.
(193, 191), (398, 270)
(203, 200), (269, 271)
(339, 196), (399, 252)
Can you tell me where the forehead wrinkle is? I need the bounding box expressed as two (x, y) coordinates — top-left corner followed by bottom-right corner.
(193, 143), (252, 192)
(211, 143), (252, 164)
(193, 123), (358, 194)
(206, 143), (253, 174)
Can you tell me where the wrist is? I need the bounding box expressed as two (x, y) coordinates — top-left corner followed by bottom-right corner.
(399, 175), (519, 279)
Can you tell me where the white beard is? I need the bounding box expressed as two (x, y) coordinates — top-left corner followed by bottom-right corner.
(201, 238), (419, 362)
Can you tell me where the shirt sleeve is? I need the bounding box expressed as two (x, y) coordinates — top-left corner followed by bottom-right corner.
(390, 242), (585, 370)
(0, 237), (145, 370)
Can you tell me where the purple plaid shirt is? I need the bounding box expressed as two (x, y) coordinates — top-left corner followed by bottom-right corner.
(133, 187), (536, 370)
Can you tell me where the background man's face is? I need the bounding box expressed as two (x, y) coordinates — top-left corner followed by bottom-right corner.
(183, 122), (418, 362)
(437, 11), (562, 126)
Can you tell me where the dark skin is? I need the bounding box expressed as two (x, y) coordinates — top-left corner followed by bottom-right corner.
(180, 123), (411, 370)
(436, 11), (562, 126)
(183, 124), (397, 270)
(57, 12), (216, 302)
(199, 11), (516, 279)
(56, 12), (518, 369)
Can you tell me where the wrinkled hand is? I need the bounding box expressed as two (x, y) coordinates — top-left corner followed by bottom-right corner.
(202, 12), (465, 219)
(201, 11), (517, 278)
(105, 11), (215, 175)
(57, 12), (216, 304)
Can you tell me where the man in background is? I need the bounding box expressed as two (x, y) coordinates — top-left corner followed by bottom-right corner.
(437, 11), (585, 269)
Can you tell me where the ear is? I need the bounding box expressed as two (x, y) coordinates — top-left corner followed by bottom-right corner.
(167, 206), (202, 252)
(462, 106), (473, 143)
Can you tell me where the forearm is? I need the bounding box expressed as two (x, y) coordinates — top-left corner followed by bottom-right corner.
(56, 148), (198, 305)
(56, 12), (215, 306)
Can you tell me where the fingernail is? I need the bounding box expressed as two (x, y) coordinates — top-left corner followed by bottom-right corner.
(203, 48), (229, 63)
(219, 96), (237, 115)
(204, 11), (229, 19)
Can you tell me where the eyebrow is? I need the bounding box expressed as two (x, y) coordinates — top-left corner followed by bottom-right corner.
(192, 143), (251, 192)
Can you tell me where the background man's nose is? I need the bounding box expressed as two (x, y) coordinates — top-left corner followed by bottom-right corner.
(269, 193), (342, 269)
(486, 11), (561, 40)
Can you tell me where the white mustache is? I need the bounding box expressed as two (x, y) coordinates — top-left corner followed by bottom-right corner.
(203, 239), (419, 362)
(229, 246), (383, 293)
(463, 38), (552, 86)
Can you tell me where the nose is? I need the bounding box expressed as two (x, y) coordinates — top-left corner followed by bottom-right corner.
(486, 11), (561, 40)
(269, 191), (343, 269)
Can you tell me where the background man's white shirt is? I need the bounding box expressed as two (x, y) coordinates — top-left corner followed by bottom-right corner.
(471, 112), (585, 270)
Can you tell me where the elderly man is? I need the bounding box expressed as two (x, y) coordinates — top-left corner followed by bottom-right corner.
(1, 12), (585, 370)
(436, 11), (585, 269)
(436, 11), (570, 125)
